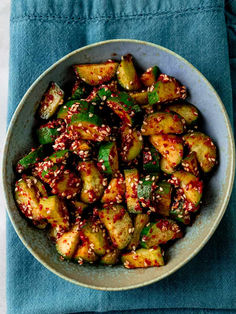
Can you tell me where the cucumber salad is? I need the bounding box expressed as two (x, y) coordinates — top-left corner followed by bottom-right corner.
(14, 54), (217, 268)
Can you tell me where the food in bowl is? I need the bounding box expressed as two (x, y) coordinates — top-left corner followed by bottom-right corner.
(14, 54), (217, 269)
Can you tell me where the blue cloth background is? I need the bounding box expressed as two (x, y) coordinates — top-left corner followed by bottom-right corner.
(7, 0), (236, 313)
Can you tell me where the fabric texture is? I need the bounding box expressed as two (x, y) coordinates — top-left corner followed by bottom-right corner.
(7, 0), (236, 313)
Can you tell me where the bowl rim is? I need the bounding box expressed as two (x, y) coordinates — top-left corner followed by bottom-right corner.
(2, 39), (235, 291)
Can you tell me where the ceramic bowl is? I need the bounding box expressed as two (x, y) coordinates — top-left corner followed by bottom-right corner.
(2, 39), (235, 290)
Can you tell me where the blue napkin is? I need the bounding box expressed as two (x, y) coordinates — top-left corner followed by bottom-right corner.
(7, 0), (236, 313)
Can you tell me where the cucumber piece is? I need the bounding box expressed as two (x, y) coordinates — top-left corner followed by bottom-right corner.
(107, 92), (141, 126)
(72, 201), (89, 216)
(57, 100), (76, 119)
(117, 54), (141, 90)
(74, 61), (119, 86)
(129, 91), (148, 105)
(181, 151), (199, 176)
(39, 82), (64, 119)
(39, 168), (80, 201)
(70, 201), (89, 229)
(148, 75), (186, 105)
(170, 198), (191, 225)
(143, 146), (160, 173)
(36, 155), (79, 198)
(141, 112), (185, 135)
(121, 126), (143, 161)
(16, 146), (44, 173)
(37, 127), (58, 145)
(48, 150), (69, 163)
(39, 196), (69, 230)
(130, 91), (156, 114)
(78, 161), (104, 203)
(127, 214), (150, 250)
(15, 176), (47, 221)
(70, 140), (91, 158)
(100, 249), (120, 265)
(57, 100), (92, 120)
(99, 205), (133, 250)
(183, 132), (217, 173)
(36, 162), (58, 184)
(82, 220), (107, 256)
(69, 112), (110, 141)
(98, 142), (119, 175)
(101, 175), (125, 204)
(33, 177), (48, 197)
(37, 121), (61, 144)
(51, 171), (81, 199)
(73, 240), (98, 263)
(85, 89), (101, 105)
(56, 225), (80, 260)
(32, 217), (48, 230)
(137, 180), (154, 208)
(167, 102), (199, 126)
(71, 80), (86, 100)
(122, 247), (164, 268)
(140, 66), (160, 87)
(171, 170), (203, 205)
(140, 219), (183, 248)
(142, 104), (156, 114)
(124, 168), (142, 214)
(97, 87), (112, 100)
(48, 227), (60, 242)
(160, 157), (175, 174)
(38, 151), (68, 180)
(97, 81), (118, 101)
(154, 182), (172, 216)
(70, 111), (102, 126)
(149, 134), (183, 167)
(35, 152), (67, 182)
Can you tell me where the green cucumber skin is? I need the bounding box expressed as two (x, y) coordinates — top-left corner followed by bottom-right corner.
(143, 146), (160, 173)
(48, 150), (69, 161)
(140, 219), (180, 248)
(156, 182), (172, 196)
(41, 150), (69, 177)
(108, 92), (141, 125)
(37, 127), (59, 144)
(137, 180), (153, 202)
(170, 201), (191, 225)
(71, 84), (85, 100)
(109, 92), (141, 115)
(129, 209), (143, 214)
(18, 146), (44, 170)
(57, 100), (94, 119)
(114, 92), (142, 114)
(98, 142), (115, 175)
(70, 112), (102, 126)
(148, 82), (160, 105)
(98, 88), (112, 100)
(79, 101), (95, 114)
(42, 164), (58, 178)
(124, 168), (143, 214)
(152, 66), (161, 80)
(140, 222), (155, 248)
(57, 100), (79, 119)
(87, 93), (101, 105)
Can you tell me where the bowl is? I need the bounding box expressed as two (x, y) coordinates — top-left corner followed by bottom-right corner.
(2, 39), (235, 290)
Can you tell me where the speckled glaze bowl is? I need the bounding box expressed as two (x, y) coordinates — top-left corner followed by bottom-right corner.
(3, 39), (235, 290)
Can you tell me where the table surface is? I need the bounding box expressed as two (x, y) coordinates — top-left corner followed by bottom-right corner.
(0, 1), (10, 313)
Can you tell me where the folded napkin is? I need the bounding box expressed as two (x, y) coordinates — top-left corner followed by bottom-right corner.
(7, 0), (236, 313)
